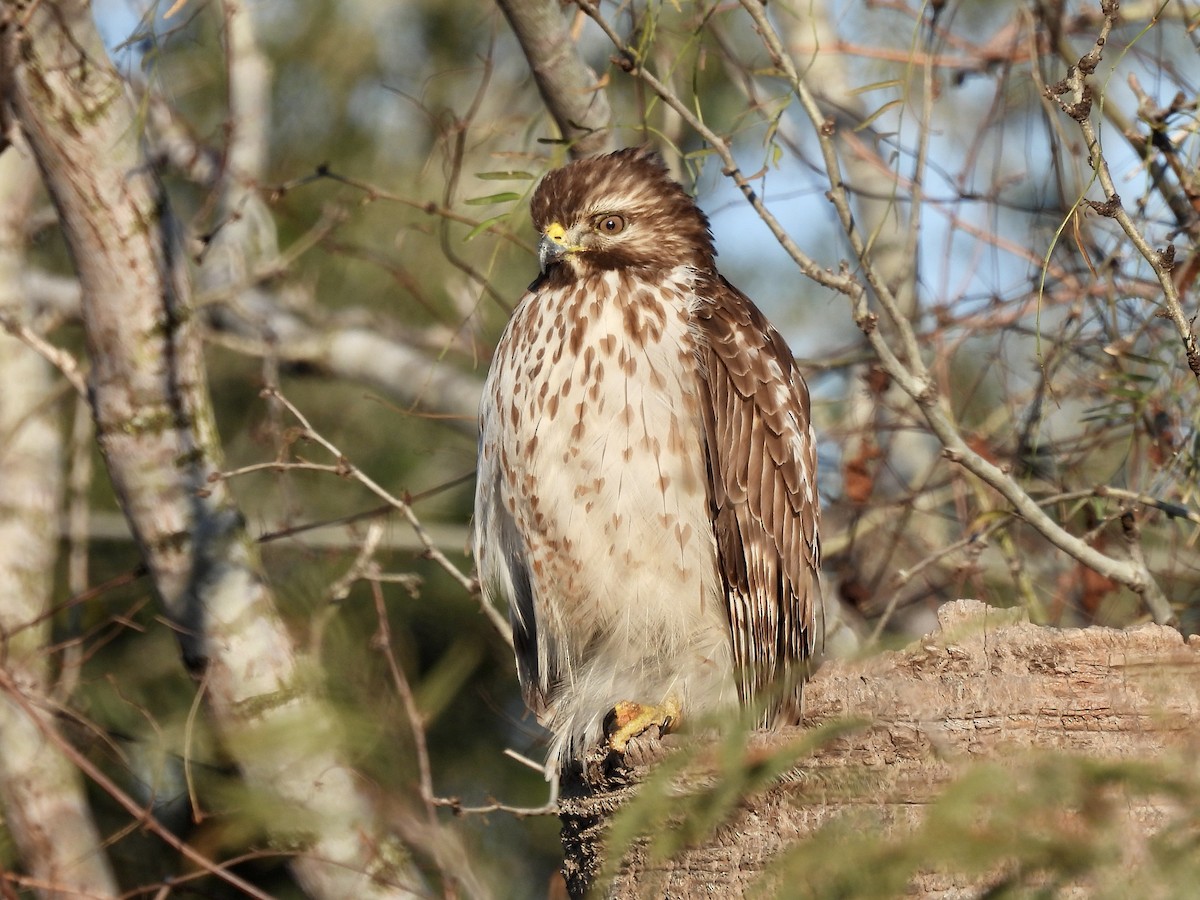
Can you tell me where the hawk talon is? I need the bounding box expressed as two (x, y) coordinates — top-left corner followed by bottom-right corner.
(606, 697), (682, 753)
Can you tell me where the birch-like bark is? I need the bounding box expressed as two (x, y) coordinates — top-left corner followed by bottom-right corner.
(4, 3), (423, 896)
(197, 0), (278, 298)
(0, 137), (119, 900)
(20, 270), (484, 431)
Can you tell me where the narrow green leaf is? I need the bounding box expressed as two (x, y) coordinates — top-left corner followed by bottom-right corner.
(850, 78), (903, 96)
(1108, 385), (1148, 399)
(855, 98), (904, 131)
(462, 214), (507, 242)
(1108, 351), (1165, 367)
(475, 171), (535, 181)
(464, 192), (521, 206)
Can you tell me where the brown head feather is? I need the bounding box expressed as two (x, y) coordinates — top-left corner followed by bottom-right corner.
(530, 148), (716, 278)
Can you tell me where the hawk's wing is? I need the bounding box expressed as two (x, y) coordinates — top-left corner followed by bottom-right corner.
(473, 310), (553, 718)
(692, 275), (822, 719)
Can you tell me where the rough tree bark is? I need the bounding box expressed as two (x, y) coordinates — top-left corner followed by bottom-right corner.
(562, 600), (1200, 897)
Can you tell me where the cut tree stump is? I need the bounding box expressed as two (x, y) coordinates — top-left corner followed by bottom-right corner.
(559, 599), (1200, 898)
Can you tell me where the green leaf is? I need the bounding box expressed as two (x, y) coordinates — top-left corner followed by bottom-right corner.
(1108, 384), (1148, 399)
(462, 214), (507, 242)
(464, 192), (521, 206)
(475, 170), (535, 181)
(856, 98), (904, 131)
(850, 78), (903, 96)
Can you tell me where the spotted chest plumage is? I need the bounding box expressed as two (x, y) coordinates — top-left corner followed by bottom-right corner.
(477, 265), (734, 762)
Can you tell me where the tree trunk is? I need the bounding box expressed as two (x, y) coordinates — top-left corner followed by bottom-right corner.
(3, 3), (431, 896)
(0, 135), (119, 900)
(562, 599), (1199, 897)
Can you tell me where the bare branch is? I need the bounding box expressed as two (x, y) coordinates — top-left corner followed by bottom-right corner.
(206, 287), (482, 434)
(1044, 2), (1200, 385)
(263, 387), (513, 647)
(0, 312), (86, 396)
(15, 269), (485, 432)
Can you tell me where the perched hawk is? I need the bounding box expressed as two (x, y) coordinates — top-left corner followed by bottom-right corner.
(474, 148), (821, 769)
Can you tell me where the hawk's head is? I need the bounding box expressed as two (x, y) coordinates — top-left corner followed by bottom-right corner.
(530, 147), (716, 280)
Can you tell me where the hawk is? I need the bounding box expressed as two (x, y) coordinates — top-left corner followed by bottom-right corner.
(474, 147), (821, 769)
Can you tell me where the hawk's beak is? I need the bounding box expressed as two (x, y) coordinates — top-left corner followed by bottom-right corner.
(537, 222), (571, 273)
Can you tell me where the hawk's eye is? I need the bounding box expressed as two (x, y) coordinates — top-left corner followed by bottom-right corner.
(595, 215), (626, 235)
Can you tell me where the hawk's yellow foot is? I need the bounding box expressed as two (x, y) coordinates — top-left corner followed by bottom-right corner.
(607, 696), (682, 753)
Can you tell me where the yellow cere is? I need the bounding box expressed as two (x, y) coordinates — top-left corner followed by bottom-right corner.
(544, 222), (567, 244)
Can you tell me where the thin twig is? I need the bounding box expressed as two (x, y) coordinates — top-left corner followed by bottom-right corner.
(0, 669), (274, 900)
(0, 313), (87, 396)
(1045, 0), (1200, 384)
(370, 577), (438, 825)
(262, 387), (513, 646)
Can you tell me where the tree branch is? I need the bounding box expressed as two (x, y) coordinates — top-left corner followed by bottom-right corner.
(496, 0), (613, 158)
(1044, 0), (1200, 384)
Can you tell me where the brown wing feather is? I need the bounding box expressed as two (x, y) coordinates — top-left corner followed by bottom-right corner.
(693, 274), (821, 720)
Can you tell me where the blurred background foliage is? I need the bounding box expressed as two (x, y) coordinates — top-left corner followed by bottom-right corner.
(2, 0), (1198, 894)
